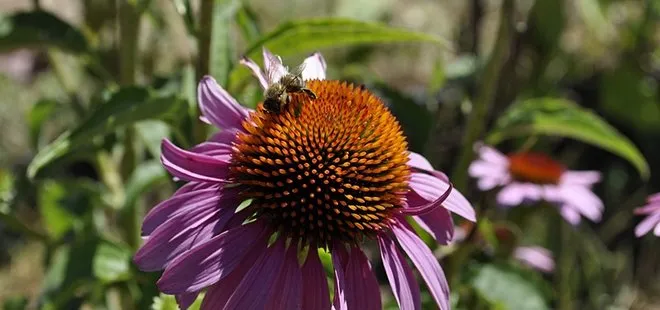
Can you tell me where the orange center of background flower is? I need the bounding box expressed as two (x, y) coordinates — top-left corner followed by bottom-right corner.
(230, 80), (410, 248)
(507, 153), (565, 184)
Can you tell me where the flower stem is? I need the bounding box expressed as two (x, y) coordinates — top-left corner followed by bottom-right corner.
(451, 0), (515, 191)
(118, 1), (142, 248)
(192, 0), (215, 143)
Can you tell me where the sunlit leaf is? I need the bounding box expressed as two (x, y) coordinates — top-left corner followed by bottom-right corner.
(28, 88), (186, 178)
(244, 18), (448, 58)
(93, 241), (132, 282)
(0, 11), (88, 53)
(470, 264), (549, 310)
(487, 98), (650, 179)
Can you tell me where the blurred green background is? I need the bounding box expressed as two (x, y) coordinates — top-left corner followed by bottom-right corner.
(0, 0), (659, 309)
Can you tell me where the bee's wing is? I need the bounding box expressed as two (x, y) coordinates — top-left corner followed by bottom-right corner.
(264, 52), (289, 85)
(289, 62), (306, 78)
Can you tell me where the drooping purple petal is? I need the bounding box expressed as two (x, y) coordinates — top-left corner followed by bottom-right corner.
(649, 193), (660, 204)
(634, 203), (660, 215)
(161, 139), (231, 183)
(263, 47), (288, 84)
(557, 185), (603, 222)
(189, 142), (233, 159)
(239, 56), (268, 89)
(302, 52), (327, 80)
(378, 235), (421, 310)
(408, 172), (476, 221)
(141, 184), (220, 236)
(635, 212), (660, 237)
(332, 246), (381, 310)
(301, 249), (331, 310)
(223, 239), (286, 309)
(199, 243), (263, 310)
(265, 245), (303, 310)
(134, 192), (238, 271)
(514, 246), (555, 273)
(197, 76), (249, 130)
(157, 222), (268, 294)
(332, 245), (349, 310)
(411, 203), (454, 245)
(392, 220), (450, 310)
(559, 206), (581, 225)
(407, 152), (434, 171)
(176, 292), (199, 310)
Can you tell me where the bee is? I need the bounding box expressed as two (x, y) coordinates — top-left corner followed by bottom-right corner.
(263, 55), (317, 114)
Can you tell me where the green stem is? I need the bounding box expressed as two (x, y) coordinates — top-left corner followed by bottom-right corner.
(118, 2), (139, 85)
(451, 0), (515, 191)
(117, 2), (142, 249)
(193, 0), (215, 143)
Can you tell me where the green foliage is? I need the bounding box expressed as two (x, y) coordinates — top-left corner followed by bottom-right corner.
(469, 263), (550, 310)
(487, 98), (650, 179)
(27, 88), (186, 178)
(92, 241), (132, 283)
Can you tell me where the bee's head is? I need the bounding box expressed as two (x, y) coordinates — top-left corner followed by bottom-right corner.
(263, 97), (281, 113)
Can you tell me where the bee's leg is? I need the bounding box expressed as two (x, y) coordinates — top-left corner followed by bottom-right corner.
(301, 88), (317, 100)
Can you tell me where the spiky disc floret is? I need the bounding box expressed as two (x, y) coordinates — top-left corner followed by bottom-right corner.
(230, 80), (410, 248)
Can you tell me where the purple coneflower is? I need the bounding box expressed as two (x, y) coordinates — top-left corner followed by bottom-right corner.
(634, 193), (660, 237)
(134, 49), (476, 310)
(468, 143), (603, 225)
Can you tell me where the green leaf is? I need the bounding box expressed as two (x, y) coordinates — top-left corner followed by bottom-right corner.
(28, 88), (186, 178)
(123, 160), (167, 211)
(235, 4), (262, 44)
(209, 0), (240, 85)
(38, 181), (77, 239)
(470, 264), (549, 310)
(243, 18), (448, 58)
(151, 294), (178, 310)
(135, 121), (171, 159)
(93, 241), (132, 282)
(0, 11), (88, 53)
(27, 99), (60, 150)
(151, 293), (203, 310)
(487, 98), (650, 179)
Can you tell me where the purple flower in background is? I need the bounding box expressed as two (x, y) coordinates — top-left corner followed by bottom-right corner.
(469, 143), (603, 225)
(514, 246), (555, 273)
(134, 48), (476, 310)
(634, 193), (660, 237)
